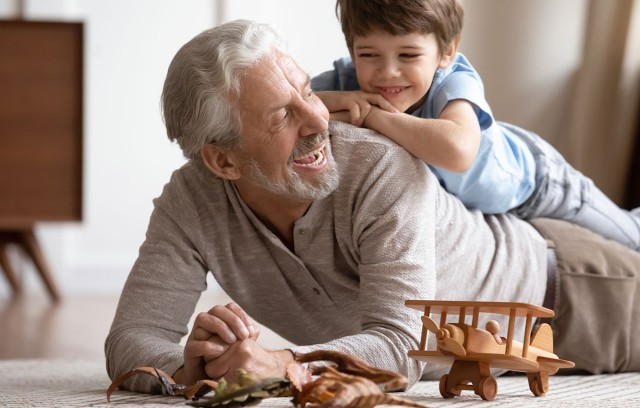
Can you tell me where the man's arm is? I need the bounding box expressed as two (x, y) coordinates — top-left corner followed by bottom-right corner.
(106, 167), (252, 392)
(104, 200), (207, 392)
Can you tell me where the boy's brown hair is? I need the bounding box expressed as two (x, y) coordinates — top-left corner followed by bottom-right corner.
(336, 0), (464, 55)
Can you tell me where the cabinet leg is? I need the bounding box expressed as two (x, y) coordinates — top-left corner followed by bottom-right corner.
(0, 229), (60, 302)
(0, 242), (21, 293)
(19, 229), (61, 302)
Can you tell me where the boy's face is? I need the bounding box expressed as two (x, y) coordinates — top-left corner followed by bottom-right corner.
(352, 31), (449, 113)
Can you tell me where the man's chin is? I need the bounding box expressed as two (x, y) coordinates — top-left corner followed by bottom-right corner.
(246, 142), (339, 201)
(290, 161), (340, 201)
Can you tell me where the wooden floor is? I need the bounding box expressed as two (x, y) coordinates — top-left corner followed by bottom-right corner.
(0, 292), (293, 362)
(0, 294), (119, 361)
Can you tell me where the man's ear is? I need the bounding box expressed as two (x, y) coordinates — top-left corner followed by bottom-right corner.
(200, 144), (242, 180)
(439, 34), (460, 69)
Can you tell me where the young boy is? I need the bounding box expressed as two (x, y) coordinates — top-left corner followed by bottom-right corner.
(312, 0), (640, 251)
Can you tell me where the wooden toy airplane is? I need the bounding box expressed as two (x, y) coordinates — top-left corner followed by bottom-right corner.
(405, 300), (575, 401)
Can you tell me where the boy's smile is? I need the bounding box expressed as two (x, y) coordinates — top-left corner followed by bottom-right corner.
(352, 31), (450, 113)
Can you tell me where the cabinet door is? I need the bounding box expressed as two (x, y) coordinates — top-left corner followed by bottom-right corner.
(0, 21), (83, 227)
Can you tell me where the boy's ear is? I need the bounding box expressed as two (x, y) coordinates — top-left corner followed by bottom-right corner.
(439, 34), (461, 69)
(200, 144), (242, 180)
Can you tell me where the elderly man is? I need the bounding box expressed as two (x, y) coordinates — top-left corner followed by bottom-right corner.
(106, 20), (640, 392)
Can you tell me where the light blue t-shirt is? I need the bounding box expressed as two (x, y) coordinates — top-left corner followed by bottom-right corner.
(312, 53), (536, 214)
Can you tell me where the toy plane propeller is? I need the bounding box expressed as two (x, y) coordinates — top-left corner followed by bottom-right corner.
(421, 316), (466, 357)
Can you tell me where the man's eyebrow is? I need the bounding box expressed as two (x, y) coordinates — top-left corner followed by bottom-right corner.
(265, 73), (312, 115)
(293, 73), (312, 94)
(267, 102), (286, 115)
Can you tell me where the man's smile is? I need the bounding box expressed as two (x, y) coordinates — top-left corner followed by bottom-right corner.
(293, 141), (328, 168)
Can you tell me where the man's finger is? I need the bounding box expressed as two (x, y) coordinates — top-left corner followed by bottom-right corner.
(204, 358), (230, 380)
(192, 311), (237, 343)
(193, 327), (211, 341)
(224, 302), (258, 339)
(184, 338), (228, 360)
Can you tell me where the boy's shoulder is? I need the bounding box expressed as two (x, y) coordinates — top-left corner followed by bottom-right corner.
(431, 53), (484, 96)
(311, 57), (359, 91)
(439, 53), (478, 79)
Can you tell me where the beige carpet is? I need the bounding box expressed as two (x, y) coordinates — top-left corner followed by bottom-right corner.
(1, 359), (639, 407)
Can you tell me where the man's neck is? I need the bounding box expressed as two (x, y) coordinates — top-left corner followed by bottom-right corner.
(234, 182), (312, 251)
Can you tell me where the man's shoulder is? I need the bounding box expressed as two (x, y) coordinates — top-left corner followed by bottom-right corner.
(329, 121), (410, 157)
(154, 160), (224, 210)
(328, 121), (429, 187)
(164, 160), (210, 189)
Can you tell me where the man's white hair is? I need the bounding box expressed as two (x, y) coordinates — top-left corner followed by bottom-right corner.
(161, 19), (287, 160)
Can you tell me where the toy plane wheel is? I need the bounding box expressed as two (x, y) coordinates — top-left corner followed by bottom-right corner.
(438, 374), (460, 399)
(527, 371), (549, 397)
(477, 376), (497, 401)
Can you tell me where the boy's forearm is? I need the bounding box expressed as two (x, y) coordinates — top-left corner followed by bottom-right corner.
(364, 108), (478, 172)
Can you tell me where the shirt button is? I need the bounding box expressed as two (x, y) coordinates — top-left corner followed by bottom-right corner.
(300, 230), (306, 235)
(313, 287), (321, 295)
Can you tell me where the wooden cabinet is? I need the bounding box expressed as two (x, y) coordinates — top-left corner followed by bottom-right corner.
(0, 21), (84, 301)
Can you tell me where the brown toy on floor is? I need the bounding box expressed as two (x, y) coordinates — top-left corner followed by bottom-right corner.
(405, 300), (575, 401)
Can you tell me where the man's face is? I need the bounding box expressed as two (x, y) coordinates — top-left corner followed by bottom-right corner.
(352, 31), (446, 113)
(233, 50), (338, 201)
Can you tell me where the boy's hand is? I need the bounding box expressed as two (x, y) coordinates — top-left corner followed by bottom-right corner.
(316, 90), (398, 127)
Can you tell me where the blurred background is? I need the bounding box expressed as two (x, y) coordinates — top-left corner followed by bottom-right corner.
(0, 0), (639, 359)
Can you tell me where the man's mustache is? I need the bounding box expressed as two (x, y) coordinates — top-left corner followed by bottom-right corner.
(291, 130), (331, 160)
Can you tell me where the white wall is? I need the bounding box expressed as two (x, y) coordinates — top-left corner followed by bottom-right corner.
(0, 0), (349, 298)
(220, 0), (349, 77)
(460, 0), (588, 147)
(1, 0), (214, 296)
(0, 0), (591, 298)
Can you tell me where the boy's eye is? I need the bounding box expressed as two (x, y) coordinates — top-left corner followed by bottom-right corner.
(400, 53), (420, 59)
(357, 52), (376, 58)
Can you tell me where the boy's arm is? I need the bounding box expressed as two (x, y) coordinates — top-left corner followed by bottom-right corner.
(364, 99), (481, 173)
(315, 90), (398, 127)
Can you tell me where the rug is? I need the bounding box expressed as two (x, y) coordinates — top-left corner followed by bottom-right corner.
(1, 359), (639, 407)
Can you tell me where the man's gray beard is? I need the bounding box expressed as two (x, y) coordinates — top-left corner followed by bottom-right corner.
(245, 132), (340, 201)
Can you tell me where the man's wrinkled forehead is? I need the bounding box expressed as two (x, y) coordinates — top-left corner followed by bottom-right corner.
(254, 50), (306, 85)
(273, 49), (308, 83)
(235, 50), (309, 110)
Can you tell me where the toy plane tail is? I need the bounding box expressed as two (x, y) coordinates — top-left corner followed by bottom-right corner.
(531, 323), (554, 353)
